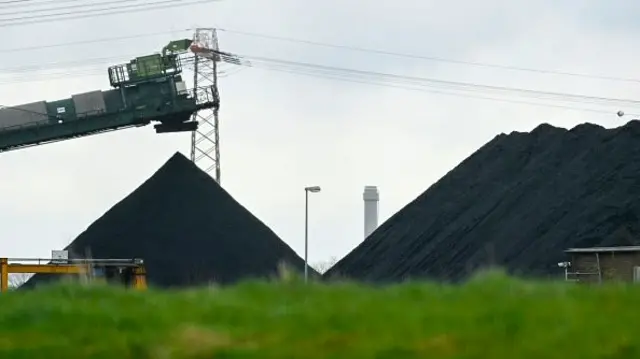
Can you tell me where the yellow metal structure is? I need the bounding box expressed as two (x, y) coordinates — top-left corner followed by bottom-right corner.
(0, 257), (147, 292)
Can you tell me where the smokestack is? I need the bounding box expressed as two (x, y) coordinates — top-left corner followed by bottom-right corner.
(363, 186), (379, 239)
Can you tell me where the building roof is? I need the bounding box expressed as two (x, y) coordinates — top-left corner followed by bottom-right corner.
(565, 246), (640, 253)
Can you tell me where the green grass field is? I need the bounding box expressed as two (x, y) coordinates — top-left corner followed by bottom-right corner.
(0, 271), (638, 358)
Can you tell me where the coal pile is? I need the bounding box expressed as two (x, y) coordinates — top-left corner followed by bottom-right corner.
(326, 120), (640, 282)
(26, 152), (312, 288)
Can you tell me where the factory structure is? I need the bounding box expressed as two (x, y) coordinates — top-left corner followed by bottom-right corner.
(0, 28), (227, 182)
(561, 246), (640, 283)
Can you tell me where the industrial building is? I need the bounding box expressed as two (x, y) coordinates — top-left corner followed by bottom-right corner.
(562, 246), (640, 283)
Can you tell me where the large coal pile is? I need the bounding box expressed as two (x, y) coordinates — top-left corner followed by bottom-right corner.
(26, 152), (312, 288)
(326, 120), (640, 282)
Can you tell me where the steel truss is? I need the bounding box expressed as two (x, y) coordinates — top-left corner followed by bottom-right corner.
(189, 28), (221, 183)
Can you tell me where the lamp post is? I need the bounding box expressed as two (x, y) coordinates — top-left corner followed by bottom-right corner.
(304, 186), (321, 283)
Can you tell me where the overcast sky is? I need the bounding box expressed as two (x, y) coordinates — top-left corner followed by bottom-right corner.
(0, 0), (639, 267)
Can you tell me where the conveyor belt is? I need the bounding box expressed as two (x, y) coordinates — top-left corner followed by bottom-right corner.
(0, 102), (211, 153)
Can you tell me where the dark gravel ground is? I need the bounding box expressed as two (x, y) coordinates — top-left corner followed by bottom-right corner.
(25, 152), (312, 288)
(326, 120), (640, 283)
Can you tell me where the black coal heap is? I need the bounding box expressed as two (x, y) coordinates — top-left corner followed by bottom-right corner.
(27, 152), (310, 288)
(326, 120), (640, 282)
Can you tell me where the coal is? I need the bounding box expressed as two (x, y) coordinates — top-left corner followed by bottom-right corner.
(26, 152), (312, 288)
(326, 120), (640, 283)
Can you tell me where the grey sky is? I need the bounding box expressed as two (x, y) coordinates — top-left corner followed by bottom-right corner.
(0, 0), (638, 266)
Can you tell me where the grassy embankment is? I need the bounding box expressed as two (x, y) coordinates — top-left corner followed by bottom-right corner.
(0, 271), (638, 358)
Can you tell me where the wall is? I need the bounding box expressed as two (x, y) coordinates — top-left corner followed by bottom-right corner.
(570, 251), (640, 283)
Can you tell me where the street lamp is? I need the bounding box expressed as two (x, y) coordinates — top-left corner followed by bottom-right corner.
(304, 186), (321, 283)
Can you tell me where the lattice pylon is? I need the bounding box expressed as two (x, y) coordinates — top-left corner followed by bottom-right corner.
(189, 28), (221, 183)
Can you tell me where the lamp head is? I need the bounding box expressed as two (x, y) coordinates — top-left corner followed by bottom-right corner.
(305, 186), (321, 193)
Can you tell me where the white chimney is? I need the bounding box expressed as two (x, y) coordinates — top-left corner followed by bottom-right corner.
(363, 186), (379, 239)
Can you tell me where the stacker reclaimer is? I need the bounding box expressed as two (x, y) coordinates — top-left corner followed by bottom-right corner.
(0, 39), (218, 153)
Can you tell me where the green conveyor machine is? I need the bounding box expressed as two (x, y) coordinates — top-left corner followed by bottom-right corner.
(0, 39), (215, 153)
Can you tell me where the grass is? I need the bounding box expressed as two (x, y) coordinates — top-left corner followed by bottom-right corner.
(0, 270), (639, 358)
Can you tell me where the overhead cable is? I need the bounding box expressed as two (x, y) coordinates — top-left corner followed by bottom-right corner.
(259, 65), (633, 116)
(0, 25), (636, 86)
(217, 28), (640, 84)
(0, 50), (636, 113)
(0, 29), (192, 54)
(229, 54), (640, 107)
(0, 0), (220, 28)
(1, 0), (114, 8)
(0, 0), (187, 16)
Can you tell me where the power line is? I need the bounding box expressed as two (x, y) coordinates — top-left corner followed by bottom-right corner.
(213, 52), (640, 116)
(0, 0), (77, 4)
(0, 29), (191, 54)
(1, 24), (636, 86)
(0, 71), (104, 85)
(2, 0), (71, 5)
(0, 61), (238, 85)
(0, 0), (179, 16)
(0, 0), (220, 28)
(217, 28), (640, 84)
(0, 47), (636, 112)
(1, 40), (636, 110)
(0, 63), (631, 119)
(0, 54), (139, 73)
(0, 46), (247, 74)
(257, 65), (633, 116)
(0, 0), (43, 4)
(0, 0), (218, 20)
(232, 54), (640, 107)
(0, 51), (233, 74)
(0, 50), (633, 118)
(1, 0), (124, 10)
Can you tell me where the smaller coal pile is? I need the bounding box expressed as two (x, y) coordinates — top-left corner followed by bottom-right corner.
(26, 152), (311, 288)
